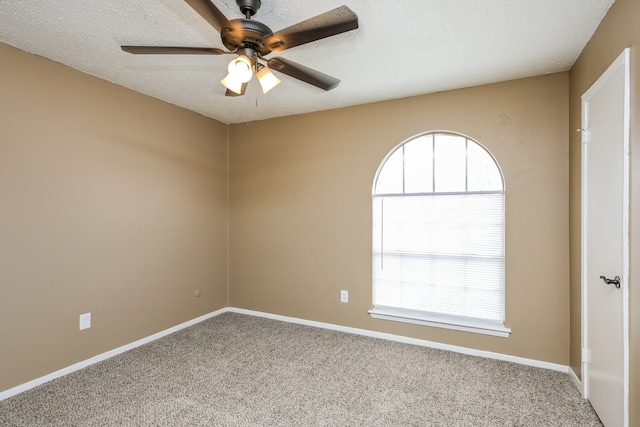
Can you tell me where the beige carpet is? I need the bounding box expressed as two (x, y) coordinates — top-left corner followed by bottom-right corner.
(0, 312), (602, 426)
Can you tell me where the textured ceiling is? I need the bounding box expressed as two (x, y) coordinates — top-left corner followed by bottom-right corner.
(0, 0), (614, 124)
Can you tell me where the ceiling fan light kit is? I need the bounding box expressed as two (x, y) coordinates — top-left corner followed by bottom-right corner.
(121, 0), (359, 97)
(220, 47), (279, 94)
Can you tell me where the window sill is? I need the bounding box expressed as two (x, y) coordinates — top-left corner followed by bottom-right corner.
(368, 306), (511, 338)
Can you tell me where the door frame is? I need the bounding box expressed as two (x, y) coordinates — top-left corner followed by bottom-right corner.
(580, 47), (630, 425)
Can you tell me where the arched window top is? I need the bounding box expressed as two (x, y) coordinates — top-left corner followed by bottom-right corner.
(374, 132), (503, 195)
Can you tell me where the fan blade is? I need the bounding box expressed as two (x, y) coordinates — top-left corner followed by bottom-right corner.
(225, 83), (248, 97)
(184, 0), (230, 33)
(121, 46), (225, 55)
(265, 6), (358, 52)
(267, 57), (340, 91)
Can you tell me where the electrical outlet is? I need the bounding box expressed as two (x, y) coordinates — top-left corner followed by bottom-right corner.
(79, 313), (91, 330)
(340, 290), (348, 303)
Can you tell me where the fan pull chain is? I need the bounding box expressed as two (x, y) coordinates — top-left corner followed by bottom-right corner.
(243, 82), (260, 126)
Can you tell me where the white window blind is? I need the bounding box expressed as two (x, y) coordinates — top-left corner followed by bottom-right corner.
(370, 133), (509, 337)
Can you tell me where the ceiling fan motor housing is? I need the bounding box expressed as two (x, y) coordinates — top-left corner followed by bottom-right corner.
(222, 19), (273, 56)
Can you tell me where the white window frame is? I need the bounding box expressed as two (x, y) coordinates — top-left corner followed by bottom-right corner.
(369, 132), (510, 337)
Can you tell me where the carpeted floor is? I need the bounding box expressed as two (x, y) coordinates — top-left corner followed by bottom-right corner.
(0, 312), (602, 426)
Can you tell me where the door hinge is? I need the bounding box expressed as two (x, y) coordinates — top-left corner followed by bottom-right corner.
(580, 129), (590, 144)
(582, 347), (591, 363)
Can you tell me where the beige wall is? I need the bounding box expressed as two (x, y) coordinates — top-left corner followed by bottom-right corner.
(229, 74), (570, 364)
(0, 43), (229, 392)
(569, 0), (640, 423)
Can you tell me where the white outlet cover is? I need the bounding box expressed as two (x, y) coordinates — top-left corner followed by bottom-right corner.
(340, 290), (348, 303)
(79, 313), (91, 330)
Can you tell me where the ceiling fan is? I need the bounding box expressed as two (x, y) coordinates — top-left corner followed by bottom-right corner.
(121, 0), (359, 96)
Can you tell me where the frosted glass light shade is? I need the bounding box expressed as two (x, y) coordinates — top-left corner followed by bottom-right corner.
(256, 66), (281, 93)
(221, 73), (244, 94)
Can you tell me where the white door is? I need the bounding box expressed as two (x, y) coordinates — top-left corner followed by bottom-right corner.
(581, 48), (629, 427)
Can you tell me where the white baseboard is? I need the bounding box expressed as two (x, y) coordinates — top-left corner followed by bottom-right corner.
(228, 307), (570, 373)
(568, 366), (584, 396)
(1, 306), (570, 401)
(0, 309), (226, 401)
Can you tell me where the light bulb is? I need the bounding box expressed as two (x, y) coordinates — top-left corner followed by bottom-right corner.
(228, 55), (253, 83)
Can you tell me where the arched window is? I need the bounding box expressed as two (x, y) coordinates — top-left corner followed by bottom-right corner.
(370, 132), (510, 337)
